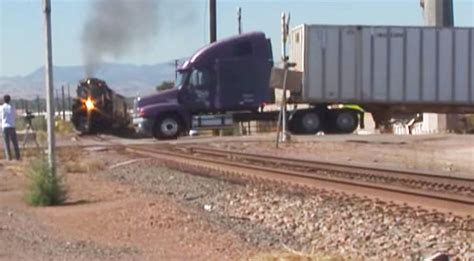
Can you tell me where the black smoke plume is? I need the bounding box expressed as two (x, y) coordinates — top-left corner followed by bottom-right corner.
(82, 0), (159, 76)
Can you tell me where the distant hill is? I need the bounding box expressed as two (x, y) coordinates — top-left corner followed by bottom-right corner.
(0, 62), (178, 99)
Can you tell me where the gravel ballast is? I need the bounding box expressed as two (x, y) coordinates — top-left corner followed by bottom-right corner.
(102, 159), (474, 260)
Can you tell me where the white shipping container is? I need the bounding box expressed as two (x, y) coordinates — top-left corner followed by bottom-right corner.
(290, 24), (474, 106)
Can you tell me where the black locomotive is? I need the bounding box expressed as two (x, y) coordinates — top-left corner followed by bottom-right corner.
(71, 78), (130, 134)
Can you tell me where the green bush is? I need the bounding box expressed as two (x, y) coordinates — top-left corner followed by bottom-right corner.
(25, 157), (67, 206)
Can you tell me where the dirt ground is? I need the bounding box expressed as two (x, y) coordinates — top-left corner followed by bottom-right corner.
(0, 132), (472, 260)
(0, 148), (258, 260)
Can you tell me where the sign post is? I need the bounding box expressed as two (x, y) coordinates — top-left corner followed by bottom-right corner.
(280, 12), (291, 144)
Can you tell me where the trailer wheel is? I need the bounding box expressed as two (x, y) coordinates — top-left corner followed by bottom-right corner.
(333, 111), (358, 133)
(153, 115), (181, 140)
(293, 111), (321, 134)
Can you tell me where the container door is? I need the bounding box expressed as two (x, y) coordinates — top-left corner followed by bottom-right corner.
(290, 25), (305, 72)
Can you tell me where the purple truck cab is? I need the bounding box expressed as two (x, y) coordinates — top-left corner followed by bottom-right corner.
(133, 32), (274, 139)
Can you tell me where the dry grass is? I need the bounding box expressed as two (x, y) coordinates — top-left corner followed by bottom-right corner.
(86, 159), (106, 172)
(4, 163), (27, 176)
(59, 148), (106, 174)
(250, 253), (344, 261)
(58, 147), (81, 163)
(63, 161), (106, 173)
(21, 148), (43, 158)
(250, 249), (344, 261)
(15, 116), (47, 132)
(35, 130), (48, 147)
(63, 161), (88, 173)
(55, 119), (75, 136)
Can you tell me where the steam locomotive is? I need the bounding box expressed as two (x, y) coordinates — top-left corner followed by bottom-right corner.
(71, 78), (130, 134)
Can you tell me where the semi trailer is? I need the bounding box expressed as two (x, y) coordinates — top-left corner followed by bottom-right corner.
(133, 24), (473, 140)
(289, 24), (474, 129)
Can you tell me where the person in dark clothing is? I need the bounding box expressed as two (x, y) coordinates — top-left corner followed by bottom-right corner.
(1, 95), (20, 160)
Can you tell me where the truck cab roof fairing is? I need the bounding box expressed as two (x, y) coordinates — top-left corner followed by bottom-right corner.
(179, 32), (268, 70)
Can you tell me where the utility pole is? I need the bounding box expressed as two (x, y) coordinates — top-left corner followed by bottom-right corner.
(237, 7), (242, 34)
(43, 0), (56, 176)
(55, 88), (60, 117)
(175, 59), (179, 81)
(67, 84), (71, 116)
(210, 0), (216, 43)
(420, 0), (455, 133)
(208, 0), (217, 136)
(61, 85), (66, 121)
(420, 0), (454, 26)
(23, 100), (28, 113)
(36, 95), (41, 115)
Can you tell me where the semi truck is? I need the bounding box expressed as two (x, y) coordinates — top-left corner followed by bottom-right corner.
(133, 24), (474, 140)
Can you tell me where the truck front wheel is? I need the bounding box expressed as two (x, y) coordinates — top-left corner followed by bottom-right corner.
(153, 115), (181, 140)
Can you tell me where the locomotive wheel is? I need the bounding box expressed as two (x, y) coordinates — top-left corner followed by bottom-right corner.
(79, 118), (92, 135)
(153, 115), (181, 140)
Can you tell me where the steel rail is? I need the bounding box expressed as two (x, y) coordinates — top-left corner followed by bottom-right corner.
(188, 146), (474, 185)
(187, 146), (474, 199)
(127, 145), (474, 206)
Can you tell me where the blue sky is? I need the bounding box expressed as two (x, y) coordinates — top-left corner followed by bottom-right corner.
(1, 0), (473, 77)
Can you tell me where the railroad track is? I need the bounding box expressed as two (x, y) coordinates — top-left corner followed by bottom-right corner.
(127, 144), (474, 214)
(188, 146), (474, 198)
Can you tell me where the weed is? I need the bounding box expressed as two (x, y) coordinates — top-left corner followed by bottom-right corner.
(25, 156), (67, 206)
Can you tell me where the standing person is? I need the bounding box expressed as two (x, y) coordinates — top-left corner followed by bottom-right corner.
(1, 95), (20, 160)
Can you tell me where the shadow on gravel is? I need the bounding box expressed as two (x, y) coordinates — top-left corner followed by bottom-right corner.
(54, 199), (96, 207)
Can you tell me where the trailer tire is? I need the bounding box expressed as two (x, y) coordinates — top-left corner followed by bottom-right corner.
(153, 114), (181, 140)
(290, 110), (322, 134)
(333, 110), (358, 133)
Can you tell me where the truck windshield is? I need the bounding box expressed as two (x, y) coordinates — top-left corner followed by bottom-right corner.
(177, 71), (190, 89)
